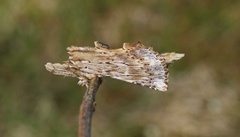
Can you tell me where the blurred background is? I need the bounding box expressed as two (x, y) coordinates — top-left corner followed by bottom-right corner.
(0, 0), (240, 137)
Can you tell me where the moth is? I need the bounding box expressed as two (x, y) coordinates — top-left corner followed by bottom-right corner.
(45, 41), (184, 91)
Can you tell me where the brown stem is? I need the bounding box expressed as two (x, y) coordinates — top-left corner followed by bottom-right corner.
(78, 77), (102, 137)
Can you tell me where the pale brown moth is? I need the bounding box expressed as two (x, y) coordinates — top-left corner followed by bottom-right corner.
(45, 41), (184, 91)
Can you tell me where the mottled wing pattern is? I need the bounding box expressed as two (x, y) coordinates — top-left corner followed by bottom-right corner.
(67, 42), (169, 91)
(45, 41), (184, 91)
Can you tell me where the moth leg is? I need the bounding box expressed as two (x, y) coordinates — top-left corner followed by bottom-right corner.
(94, 41), (110, 49)
(123, 41), (144, 49)
(77, 76), (89, 87)
(123, 43), (132, 49)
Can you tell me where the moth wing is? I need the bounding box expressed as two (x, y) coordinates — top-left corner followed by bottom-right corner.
(68, 46), (169, 91)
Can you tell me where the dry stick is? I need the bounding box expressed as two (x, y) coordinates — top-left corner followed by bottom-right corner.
(79, 77), (102, 137)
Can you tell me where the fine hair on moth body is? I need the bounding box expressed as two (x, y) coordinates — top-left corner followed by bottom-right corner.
(45, 41), (184, 91)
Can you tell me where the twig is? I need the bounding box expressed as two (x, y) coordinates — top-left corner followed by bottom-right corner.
(78, 77), (102, 137)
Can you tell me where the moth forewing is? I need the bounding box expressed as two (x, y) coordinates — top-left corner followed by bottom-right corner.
(45, 42), (184, 91)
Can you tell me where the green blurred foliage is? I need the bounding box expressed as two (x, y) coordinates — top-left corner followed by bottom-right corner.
(0, 0), (240, 137)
